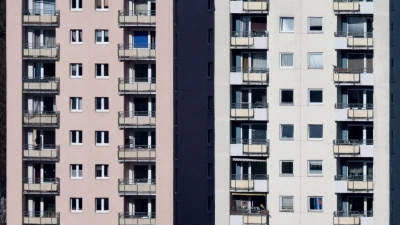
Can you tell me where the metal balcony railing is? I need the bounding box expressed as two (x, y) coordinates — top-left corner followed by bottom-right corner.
(333, 0), (373, 13)
(118, 43), (156, 61)
(23, 144), (60, 161)
(118, 10), (156, 26)
(334, 139), (374, 145)
(23, 77), (60, 94)
(231, 67), (269, 84)
(231, 138), (269, 155)
(23, 43), (60, 60)
(118, 77), (156, 94)
(118, 145), (156, 162)
(23, 9), (60, 26)
(335, 175), (373, 191)
(333, 211), (373, 225)
(230, 174), (268, 191)
(335, 103), (373, 109)
(335, 103), (374, 120)
(335, 31), (373, 48)
(231, 0), (270, 12)
(23, 178), (60, 194)
(118, 212), (156, 225)
(231, 210), (270, 225)
(23, 211), (60, 225)
(118, 179), (156, 195)
(333, 67), (374, 74)
(23, 111), (60, 127)
(231, 103), (268, 118)
(333, 66), (373, 84)
(118, 111), (156, 128)
(231, 31), (268, 47)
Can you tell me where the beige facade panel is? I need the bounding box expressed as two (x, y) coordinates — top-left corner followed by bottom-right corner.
(347, 181), (373, 190)
(119, 218), (156, 225)
(23, 217), (58, 225)
(348, 109), (374, 119)
(118, 183), (156, 194)
(119, 15), (156, 25)
(243, 2), (268, 11)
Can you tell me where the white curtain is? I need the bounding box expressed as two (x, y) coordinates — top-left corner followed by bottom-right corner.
(33, 97), (41, 113)
(44, 30), (55, 47)
(78, 30), (82, 42)
(280, 18), (294, 32)
(135, 0), (148, 13)
(252, 53), (267, 70)
(32, 129), (37, 146)
(281, 54), (293, 67)
(309, 54), (323, 68)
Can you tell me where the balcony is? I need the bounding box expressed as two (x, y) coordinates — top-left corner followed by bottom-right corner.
(231, 31), (268, 49)
(118, 179), (156, 195)
(118, 10), (156, 27)
(23, 144), (60, 161)
(231, 103), (268, 121)
(334, 104), (373, 121)
(334, 175), (373, 193)
(333, 0), (373, 14)
(333, 211), (374, 225)
(23, 178), (60, 195)
(230, 174), (268, 192)
(230, 0), (269, 13)
(23, 43), (60, 60)
(23, 211), (59, 225)
(334, 32), (373, 50)
(230, 68), (269, 85)
(118, 145), (156, 162)
(118, 212), (156, 225)
(23, 77), (60, 94)
(118, 111), (156, 128)
(23, 9), (60, 27)
(118, 78), (156, 95)
(231, 139), (269, 156)
(23, 111), (60, 127)
(118, 44), (156, 61)
(333, 140), (373, 157)
(333, 67), (374, 85)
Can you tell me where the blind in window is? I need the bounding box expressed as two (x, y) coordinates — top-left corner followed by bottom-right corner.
(282, 197), (293, 210)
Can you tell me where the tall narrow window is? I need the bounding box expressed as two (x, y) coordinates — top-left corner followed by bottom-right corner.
(95, 97), (109, 112)
(95, 64), (109, 78)
(70, 63), (83, 78)
(207, 62), (214, 78)
(207, 29), (213, 45)
(95, 198), (109, 213)
(95, 30), (109, 44)
(207, 96), (213, 112)
(95, 131), (109, 146)
(71, 130), (83, 145)
(70, 97), (83, 112)
(207, 196), (213, 212)
(95, 165), (109, 179)
(71, 30), (83, 44)
(207, 163), (213, 179)
(308, 197), (323, 211)
(71, 0), (83, 10)
(207, 129), (213, 146)
(95, 0), (109, 10)
(71, 198), (83, 212)
(71, 164), (83, 179)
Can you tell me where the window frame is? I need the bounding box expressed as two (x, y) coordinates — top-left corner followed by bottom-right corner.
(280, 53), (294, 69)
(95, 164), (109, 179)
(95, 97), (109, 112)
(280, 17), (294, 33)
(308, 196), (323, 212)
(71, 30), (83, 44)
(308, 53), (323, 69)
(95, 30), (109, 44)
(95, 198), (109, 213)
(308, 160), (323, 176)
(308, 124), (323, 140)
(71, 198), (83, 213)
(280, 160), (294, 176)
(70, 63), (83, 78)
(309, 89), (323, 105)
(70, 130), (83, 146)
(280, 196), (294, 212)
(95, 131), (109, 146)
(280, 124), (294, 140)
(95, 64), (109, 79)
(71, 0), (83, 11)
(280, 89), (294, 105)
(308, 17), (323, 33)
(70, 97), (83, 112)
(95, 0), (109, 11)
(70, 164), (83, 179)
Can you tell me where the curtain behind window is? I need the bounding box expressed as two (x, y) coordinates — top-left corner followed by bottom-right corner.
(44, 30), (55, 47)
(251, 124), (266, 143)
(281, 54), (293, 67)
(348, 18), (364, 37)
(135, 0), (148, 13)
(252, 53), (267, 71)
(309, 54), (323, 68)
(43, 0), (56, 14)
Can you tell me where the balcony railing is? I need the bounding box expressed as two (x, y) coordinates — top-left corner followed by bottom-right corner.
(231, 0), (270, 12)
(333, 211), (373, 225)
(23, 77), (60, 94)
(335, 175), (373, 191)
(23, 9), (60, 26)
(118, 179), (156, 195)
(231, 31), (268, 47)
(232, 138), (269, 155)
(335, 103), (374, 119)
(230, 174), (268, 191)
(118, 44), (156, 61)
(333, 66), (373, 84)
(23, 111), (60, 127)
(118, 145), (156, 162)
(23, 144), (60, 161)
(231, 210), (269, 225)
(23, 178), (60, 194)
(118, 212), (156, 225)
(231, 103), (268, 118)
(118, 111), (156, 128)
(333, 0), (373, 13)
(333, 139), (373, 155)
(23, 211), (60, 225)
(23, 43), (60, 60)
(231, 67), (269, 84)
(335, 31), (373, 48)
(118, 77), (156, 94)
(118, 10), (156, 26)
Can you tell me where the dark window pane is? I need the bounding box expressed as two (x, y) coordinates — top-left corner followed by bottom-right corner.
(104, 165), (109, 177)
(78, 0), (82, 8)
(79, 131), (82, 143)
(96, 199), (101, 210)
(309, 125), (323, 138)
(310, 90), (323, 103)
(96, 98), (102, 110)
(104, 98), (109, 110)
(282, 162), (293, 174)
(104, 132), (109, 143)
(71, 199), (76, 210)
(281, 125), (294, 138)
(104, 64), (109, 76)
(96, 64), (101, 76)
(79, 199), (82, 210)
(72, 131), (77, 143)
(281, 90), (294, 103)
(96, 132), (101, 143)
(78, 64), (83, 75)
(104, 199), (109, 210)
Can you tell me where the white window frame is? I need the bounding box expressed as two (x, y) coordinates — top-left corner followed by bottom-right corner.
(308, 124), (323, 140)
(280, 124), (294, 140)
(70, 63), (83, 78)
(308, 196), (323, 212)
(71, 0), (83, 11)
(280, 160), (294, 176)
(70, 130), (83, 146)
(95, 131), (109, 146)
(71, 30), (83, 44)
(309, 89), (323, 105)
(280, 196), (294, 212)
(95, 97), (109, 112)
(70, 198), (83, 213)
(308, 160), (323, 176)
(280, 89), (294, 105)
(280, 17), (294, 33)
(95, 64), (109, 79)
(70, 97), (83, 112)
(95, 164), (109, 179)
(95, 30), (109, 44)
(280, 53), (294, 69)
(71, 164), (83, 179)
(308, 53), (323, 69)
(95, 198), (109, 213)
(308, 17), (323, 33)
(95, 0), (109, 11)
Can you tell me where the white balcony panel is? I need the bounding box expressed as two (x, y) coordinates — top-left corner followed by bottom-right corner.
(230, 144), (268, 156)
(254, 108), (268, 120)
(334, 73), (374, 85)
(334, 180), (373, 193)
(359, 2), (373, 14)
(334, 109), (373, 121)
(230, 1), (244, 13)
(361, 217), (374, 225)
(334, 37), (373, 49)
(254, 180), (268, 192)
(254, 37), (268, 49)
(24, 217), (58, 225)
(333, 145), (373, 157)
(230, 144), (243, 156)
(334, 180), (348, 193)
(230, 215), (243, 225)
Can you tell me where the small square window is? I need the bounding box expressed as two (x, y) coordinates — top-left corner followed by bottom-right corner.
(95, 131), (109, 146)
(280, 17), (294, 32)
(308, 53), (323, 69)
(95, 64), (109, 78)
(308, 125), (323, 140)
(280, 53), (294, 68)
(281, 90), (294, 104)
(95, 198), (109, 213)
(280, 196), (294, 212)
(95, 164), (109, 179)
(71, 164), (83, 179)
(95, 97), (109, 112)
(71, 30), (83, 44)
(70, 97), (83, 112)
(71, 198), (83, 213)
(95, 0), (109, 10)
(71, 0), (83, 10)
(71, 130), (83, 145)
(308, 197), (323, 211)
(309, 90), (323, 104)
(308, 18), (323, 33)
(95, 30), (109, 44)
(281, 125), (294, 139)
(280, 161), (293, 176)
(308, 161), (322, 176)
(70, 64), (83, 78)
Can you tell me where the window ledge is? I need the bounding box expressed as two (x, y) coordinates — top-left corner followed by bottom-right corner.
(95, 42), (109, 45)
(95, 77), (109, 80)
(280, 210), (294, 212)
(71, 42), (83, 45)
(95, 211), (109, 214)
(71, 211), (83, 213)
(280, 174), (294, 177)
(308, 138), (323, 141)
(95, 110), (109, 113)
(95, 9), (109, 12)
(70, 76), (83, 79)
(280, 138), (294, 141)
(71, 177), (83, 180)
(96, 177), (109, 180)
(70, 111), (83, 113)
(70, 9), (83, 12)
(71, 144), (83, 146)
(95, 144), (110, 147)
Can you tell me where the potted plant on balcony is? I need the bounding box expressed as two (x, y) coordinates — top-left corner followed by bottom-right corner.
(45, 204), (56, 218)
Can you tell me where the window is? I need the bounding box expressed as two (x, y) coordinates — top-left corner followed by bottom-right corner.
(207, 29), (213, 45)
(207, 62), (213, 78)
(308, 53), (323, 69)
(207, 129), (213, 146)
(95, 198), (109, 213)
(95, 64), (109, 78)
(207, 96), (213, 112)
(207, 163), (213, 179)
(96, 164), (109, 179)
(71, 198), (83, 213)
(71, 30), (82, 44)
(70, 64), (83, 78)
(95, 97), (109, 112)
(280, 53), (294, 68)
(71, 130), (83, 145)
(281, 125), (294, 139)
(280, 161), (293, 176)
(308, 125), (323, 140)
(95, 0), (109, 10)
(308, 17), (323, 33)
(208, 0), (213, 11)
(70, 97), (83, 112)
(280, 196), (294, 211)
(309, 90), (323, 104)
(308, 161), (322, 176)
(308, 197), (323, 211)
(280, 17), (294, 32)
(95, 30), (109, 44)
(95, 131), (109, 146)
(281, 90), (294, 104)
(208, 196), (213, 212)
(71, 0), (82, 10)
(71, 164), (83, 179)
